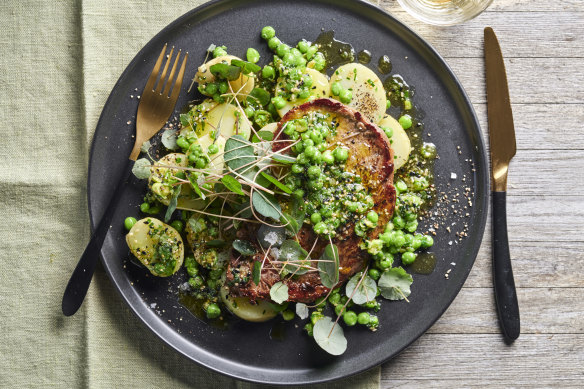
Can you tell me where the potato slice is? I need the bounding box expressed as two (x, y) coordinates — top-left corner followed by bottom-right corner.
(202, 103), (252, 141)
(195, 55), (254, 100)
(276, 68), (329, 117)
(220, 286), (277, 322)
(329, 63), (387, 123)
(148, 153), (205, 210)
(196, 133), (226, 176)
(126, 217), (184, 277)
(378, 114), (411, 170)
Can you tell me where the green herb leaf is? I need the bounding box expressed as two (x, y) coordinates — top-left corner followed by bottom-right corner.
(248, 88), (271, 106)
(224, 135), (255, 174)
(161, 129), (178, 150)
(206, 239), (226, 248)
(295, 302), (309, 320)
(209, 63), (241, 81)
(179, 113), (191, 128)
(164, 186), (181, 222)
(221, 175), (245, 196)
(312, 316), (347, 355)
(269, 282), (289, 304)
(187, 217), (207, 234)
(318, 244), (340, 289)
(231, 59), (261, 74)
(260, 172), (293, 194)
(252, 261), (261, 285)
(252, 130), (274, 143)
(278, 240), (310, 275)
(345, 273), (377, 305)
(232, 239), (256, 256)
(140, 140), (151, 154)
(132, 158), (152, 179)
(378, 267), (413, 301)
(187, 173), (206, 200)
(252, 190), (282, 221)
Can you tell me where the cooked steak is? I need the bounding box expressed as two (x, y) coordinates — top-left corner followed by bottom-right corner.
(226, 98), (396, 303)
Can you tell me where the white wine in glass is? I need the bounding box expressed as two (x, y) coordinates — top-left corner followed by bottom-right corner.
(397, 0), (493, 26)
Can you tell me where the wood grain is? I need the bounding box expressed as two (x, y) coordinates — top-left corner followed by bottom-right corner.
(369, 0), (584, 387)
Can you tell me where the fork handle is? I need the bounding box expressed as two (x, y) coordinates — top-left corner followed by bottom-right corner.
(62, 159), (133, 316)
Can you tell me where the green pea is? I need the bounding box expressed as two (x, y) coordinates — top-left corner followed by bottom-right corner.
(313, 221), (327, 235)
(297, 40), (310, 53)
(291, 163), (304, 174)
(321, 150), (334, 165)
(412, 235), (423, 250)
(421, 235), (434, 248)
(276, 43), (290, 58)
(333, 147), (349, 162)
(405, 212), (417, 221)
(218, 81), (228, 94)
(206, 303), (221, 319)
(262, 65), (275, 80)
(304, 322), (314, 336)
(148, 206), (160, 214)
(188, 276), (204, 289)
(310, 131), (323, 145)
(413, 177), (429, 191)
(308, 179), (323, 190)
(305, 45), (318, 60)
(393, 215), (405, 229)
(329, 292), (341, 305)
(205, 83), (218, 95)
(368, 315), (379, 328)
(402, 252), (417, 265)
(390, 231), (406, 247)
(343, 311), (358, 326)
(331, 82), (342, 96)
(304, 145), (317, 158)
(302, 74), (313, 88)
(357, 312), (371, 325)
(140, 202), (150, 213)
(176, 137), (189, 150)
(293, 189), (305, 198)
(124, 217), (137, 231)
(303, 138), (314, 147)
(268, 36), (281, 51)
(404, 234), (414, 246)
(246, 48), (260, 64)
(367, 211), (379, 223)
(384, 128), (393, 138)
(195, 158), (207, 169)
(212, 46), (227, 58)
(312, 52), (326, 71)
(307, 165), (321, 178)
(207, 144), (219, 155)
(170, 220), (184, 233)
(334, 304), (344, 316)
(309, 212), (322, 225)
(298, 89), (310, 99)
(395, 180), (408, 192)
(272, 96), (286, 110)
(283, 52), (296, 66)
(296, 153), (309, 164)
(261, 26), (275, 40)
(347, 202), (359, 212)
(339, 89), (353, 104)
(379, 258), (392, 269)
(282, 309), (295, 321)
(368, 268), (380, 281)
(386, 100), (391, 109)
(399, 114), (413, 130)
(405, 219), (418, 233)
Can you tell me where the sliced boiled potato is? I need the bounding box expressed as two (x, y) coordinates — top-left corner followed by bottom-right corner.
(149, 153), (205, 210)
(220, 286), (277, 322)
(329, 63), (387, 123)
(196, 133), (226, 176)
(126, 217), (184, 277)
(378, 114), (411, 170)
(195, 55), (254, 100)
(201, 103), (252, 141)
(276, 68), (329, 117)
(259, 122), (278, 134)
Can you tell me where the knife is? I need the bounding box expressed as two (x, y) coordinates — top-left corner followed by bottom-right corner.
(484, 27), (520, 343)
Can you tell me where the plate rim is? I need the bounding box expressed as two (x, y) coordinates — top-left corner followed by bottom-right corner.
(87, 0), (489, 385)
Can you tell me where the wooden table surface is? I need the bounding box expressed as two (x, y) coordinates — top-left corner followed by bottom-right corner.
(370, 1), (584, 387)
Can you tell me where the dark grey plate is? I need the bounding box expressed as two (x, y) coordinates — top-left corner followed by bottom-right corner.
(88, 0), (488, 385)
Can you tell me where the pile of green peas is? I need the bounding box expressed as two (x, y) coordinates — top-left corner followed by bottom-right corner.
(330, 81), (353, 104)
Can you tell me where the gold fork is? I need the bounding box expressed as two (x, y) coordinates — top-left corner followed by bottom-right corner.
(62, 45), (188, 316)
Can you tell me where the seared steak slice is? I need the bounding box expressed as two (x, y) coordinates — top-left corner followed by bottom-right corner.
(226, 98), (396, 303)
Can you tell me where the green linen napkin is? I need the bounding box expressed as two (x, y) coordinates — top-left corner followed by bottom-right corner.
(0, 0), (380, 388)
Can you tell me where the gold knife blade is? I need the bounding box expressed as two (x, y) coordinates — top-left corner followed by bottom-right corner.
(485, 27), (516, 192)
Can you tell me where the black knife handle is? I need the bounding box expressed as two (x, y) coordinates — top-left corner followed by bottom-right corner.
(61, 159), (133, 316)
(492, 191), (520, 343)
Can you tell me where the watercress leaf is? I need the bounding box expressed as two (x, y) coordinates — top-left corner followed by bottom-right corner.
(140, 140), (151, 154)
(318, 244), (340, 289)
(252, 190), (282, 221)
(187, 173), (206, 200)
(231, 59), (261, 74)
(269, 282), (288, 304)
(224, 135), (255, 174)
(378, 267), (413, 301)
(248, 88), (271, 107)
(260, 172), (293, 194)
(209, 63), (241, 81)
(132, 158), (151, 179)
(252, 130), (274, 143)
(252, 261), (261, 285)
(161, 129), (179, 150)
(206, 239), (226, 248)
(312, 316), (347, 356)
(345, 273), (377, 305)
(232, 239), (256, 256)
(164, 186), (181, 222)
(278, 239), (310, 275)
(221, 175), (245, 196)
(206, 44), (216, 53)
(295, 303), (309, 320)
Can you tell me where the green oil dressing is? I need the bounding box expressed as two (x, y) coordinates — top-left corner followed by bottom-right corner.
(383, 74), (414, 110)
(269, 321), (287, 341)
(409, 252), (437, 275)
(179, 293), (230, 330)
(314, 31), (355, 71)
(378, 55), (392, 74)
(357, 50), (372, 64)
